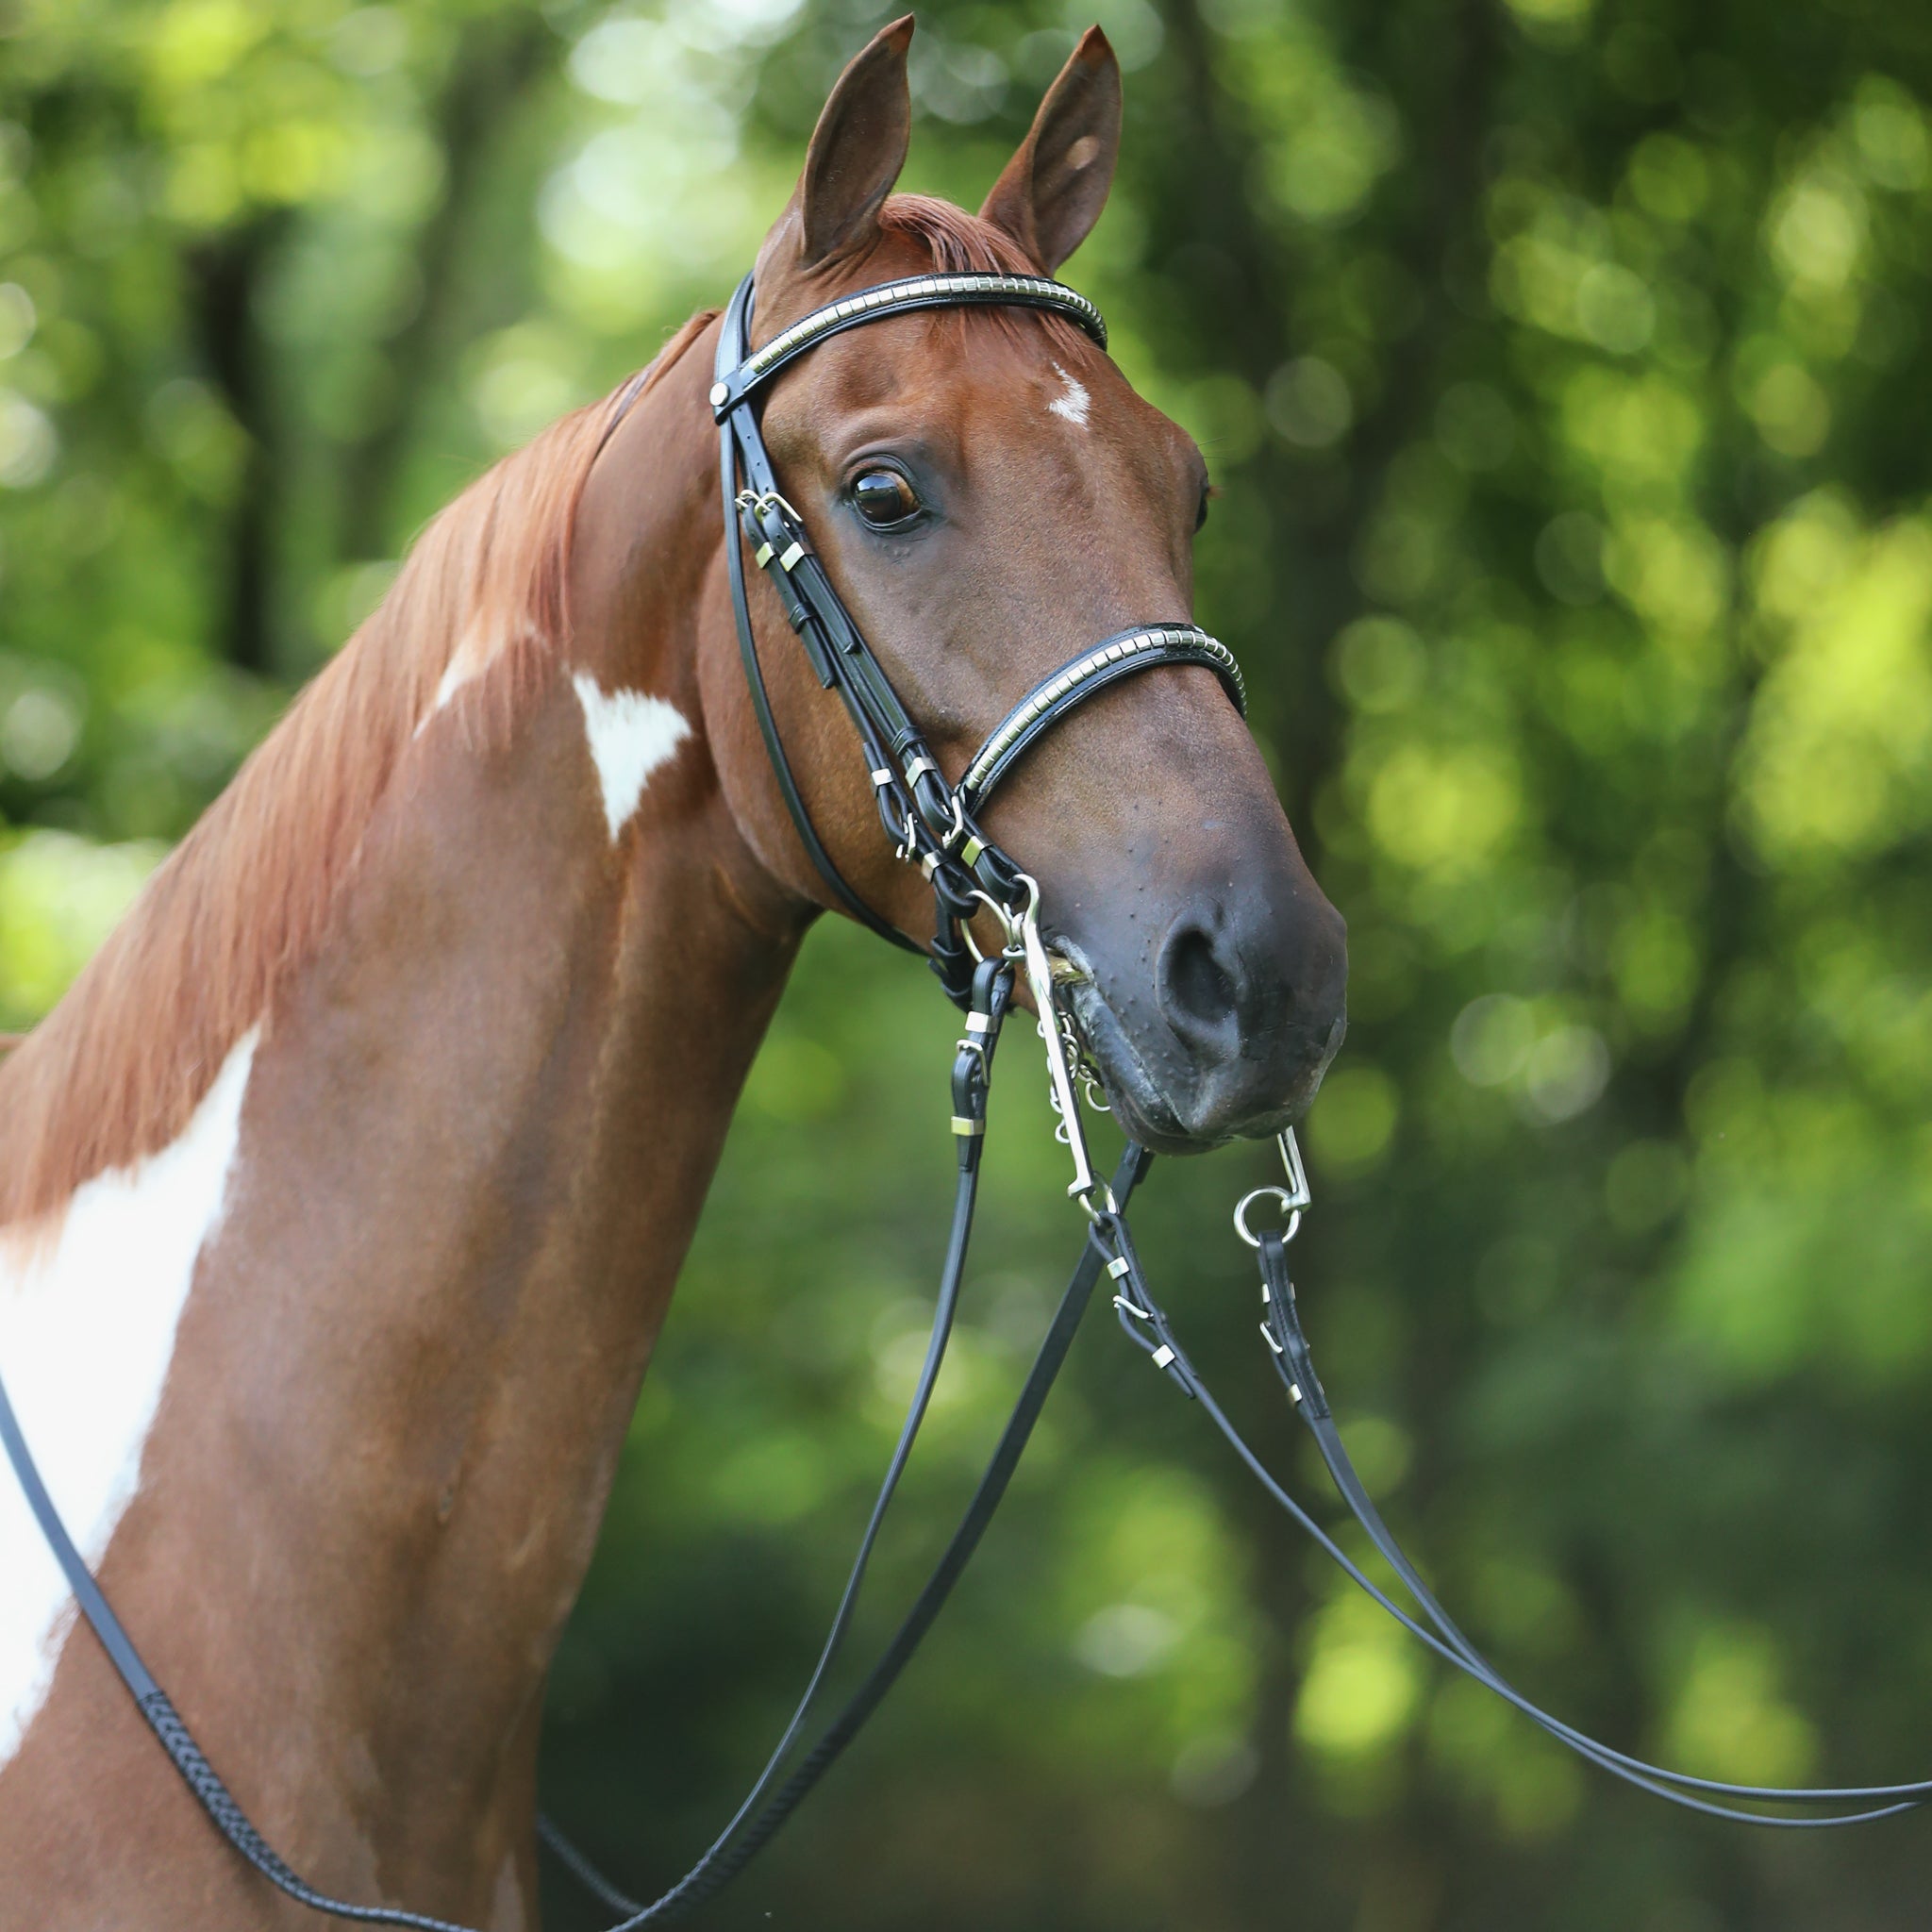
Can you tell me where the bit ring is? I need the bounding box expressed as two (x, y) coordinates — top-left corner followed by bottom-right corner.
(1234, 1186), (1303, 1249)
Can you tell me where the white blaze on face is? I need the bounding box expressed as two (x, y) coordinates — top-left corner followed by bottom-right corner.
(1048, 362), (1091, 429)
(572, 674), (691, 841)
(0, 1027), (258, 1770)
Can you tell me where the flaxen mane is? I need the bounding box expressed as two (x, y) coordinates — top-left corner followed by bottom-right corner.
(0, 197), (1065, 1227)
(0, 313), (714, 1228)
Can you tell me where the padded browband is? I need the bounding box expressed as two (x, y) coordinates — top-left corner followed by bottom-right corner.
(958, 625), (1245, 813)
(709, 272), (1108, 418)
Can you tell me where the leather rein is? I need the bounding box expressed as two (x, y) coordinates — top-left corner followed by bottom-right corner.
(5, 266), (1929, 1932)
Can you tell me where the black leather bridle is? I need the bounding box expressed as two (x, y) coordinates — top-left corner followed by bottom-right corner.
(709, 267), (1243, 1007)
(8, 263), (1932, 1932)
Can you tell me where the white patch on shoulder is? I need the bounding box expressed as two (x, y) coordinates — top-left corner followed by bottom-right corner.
(1048, 363), (1091, 429)
(0, 1027), (258, 1771)
(571, 674), (691, 841)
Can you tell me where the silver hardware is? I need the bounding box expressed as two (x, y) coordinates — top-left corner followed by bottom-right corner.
(1277, 1127), (1311, 1208)
(778, 541), (805, 572)
(1233, 1129), (1312, 1248)
(709, 381), (729, 408)
(1107, 1255), (1132, 1280)
(1235, 1190), (1297, 1246)
(951, 1115), (984, 1138)
(740, 488), (807, 525)
(932, 787), (968, 855)
(754, 543), (774, 569)
(1018, 891), (1096, 1208)
(903, 754), (940, 786)
(1151, 1345), (1176, 1372)
(964, 1012), (991, 1036)
(991, 878), (1036, 948)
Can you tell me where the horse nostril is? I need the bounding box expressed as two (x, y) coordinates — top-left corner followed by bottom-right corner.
(1158, 923), (1240, 1040)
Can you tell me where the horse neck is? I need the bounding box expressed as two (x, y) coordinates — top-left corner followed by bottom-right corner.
(240, 380), (801, 1864)
(1, 335), (806, 1920)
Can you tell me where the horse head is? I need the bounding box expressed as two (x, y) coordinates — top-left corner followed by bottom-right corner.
(704, 18), (1347, 1154)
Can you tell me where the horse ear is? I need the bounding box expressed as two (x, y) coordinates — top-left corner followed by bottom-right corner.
(790, 14), (915, 269)
(979, 27), (1122, 273)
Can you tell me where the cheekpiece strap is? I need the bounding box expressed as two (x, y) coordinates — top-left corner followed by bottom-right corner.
(957, 625), (1247, 815)
(710, 272), (1108, 420)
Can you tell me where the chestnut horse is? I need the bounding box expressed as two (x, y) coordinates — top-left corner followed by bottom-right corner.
(0, 20), (1344, 1928)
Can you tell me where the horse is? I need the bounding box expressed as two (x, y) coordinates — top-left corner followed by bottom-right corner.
(0, 18), (1347, 1926)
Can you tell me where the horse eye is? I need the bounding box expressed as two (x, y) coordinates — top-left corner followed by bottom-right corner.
(852, 468), (920, 528)
(1195, 485), (1212, 533)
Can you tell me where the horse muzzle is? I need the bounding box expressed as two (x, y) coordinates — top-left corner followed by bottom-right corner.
(1055, 863), (1348, 1155)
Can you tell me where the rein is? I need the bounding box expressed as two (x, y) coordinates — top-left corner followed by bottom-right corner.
(6, 262), (1929, 1932)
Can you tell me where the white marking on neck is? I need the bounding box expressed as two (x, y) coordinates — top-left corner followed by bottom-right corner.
(1048, 363), (1091, 428)
(0, 1027), (258, 1771)
(415, 618), (535, 740)
(571, 674), (691, 841)
(428, 658), (474, 719)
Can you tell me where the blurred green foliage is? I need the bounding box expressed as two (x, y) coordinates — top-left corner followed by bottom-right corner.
(8, 0), (1932, 1925)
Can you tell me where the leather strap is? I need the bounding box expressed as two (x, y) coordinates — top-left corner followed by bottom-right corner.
(652, 1141), (1155, 1914)
(0, 965), (1144, 1924)
(608, 1135), (1155, 1921)
(0, 1367), (491, 1930)
(958, 625), (1245, 815)
(1105, 1219), (1932, 1829)
(716, 278), (922, 957)
(708, 272), (1106, 419)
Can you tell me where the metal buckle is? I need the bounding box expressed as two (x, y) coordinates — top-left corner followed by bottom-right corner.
(735, 487), (807, 527)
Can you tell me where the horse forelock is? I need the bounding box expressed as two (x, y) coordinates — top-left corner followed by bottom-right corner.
(0, 312), (717, 1230)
